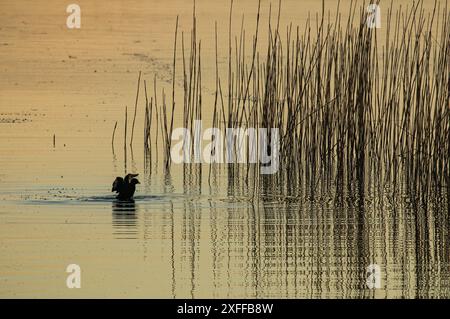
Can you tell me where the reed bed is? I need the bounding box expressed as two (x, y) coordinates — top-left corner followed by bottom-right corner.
(118, 0), (449, 198)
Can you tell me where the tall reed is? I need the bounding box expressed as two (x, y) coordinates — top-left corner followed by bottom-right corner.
(133, 0), (449, 197)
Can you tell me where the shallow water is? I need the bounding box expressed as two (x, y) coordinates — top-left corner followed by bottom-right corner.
(1, 0), (449, 298)
(1, 161), (448, 298)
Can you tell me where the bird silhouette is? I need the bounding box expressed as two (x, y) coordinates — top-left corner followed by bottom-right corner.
(112, 173), (140, 201)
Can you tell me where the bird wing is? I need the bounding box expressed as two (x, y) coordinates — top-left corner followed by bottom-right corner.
(112, 177), (124, 192)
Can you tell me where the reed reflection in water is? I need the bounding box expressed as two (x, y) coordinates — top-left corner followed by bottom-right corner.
(107, 158), (449, 298)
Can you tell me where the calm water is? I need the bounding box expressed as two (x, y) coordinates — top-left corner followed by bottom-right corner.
(0, 0), (449, 298)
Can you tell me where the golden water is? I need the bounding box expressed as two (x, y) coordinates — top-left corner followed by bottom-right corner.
(0, 0), (448, 298)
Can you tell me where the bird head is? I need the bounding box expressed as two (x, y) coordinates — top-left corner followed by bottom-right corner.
(125, 173), (139, 183)
(130, 178), (140, 185)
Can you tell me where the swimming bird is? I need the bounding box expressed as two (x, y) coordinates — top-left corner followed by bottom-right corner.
(112, 173), (140, 201)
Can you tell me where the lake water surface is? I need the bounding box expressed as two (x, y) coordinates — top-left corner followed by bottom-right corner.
(0, 0), (449, 298)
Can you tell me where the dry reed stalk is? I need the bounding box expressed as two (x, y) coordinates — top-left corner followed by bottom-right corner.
(122, 0), (449, 198)
(130, 71), (141, 147)
(112, 121), (118, 148)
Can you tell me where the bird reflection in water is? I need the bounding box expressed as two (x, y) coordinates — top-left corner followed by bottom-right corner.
(112, 200), (138, 239)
